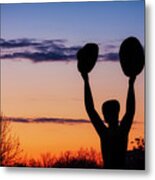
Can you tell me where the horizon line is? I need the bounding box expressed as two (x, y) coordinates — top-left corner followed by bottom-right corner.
(1, 116), (143, 125)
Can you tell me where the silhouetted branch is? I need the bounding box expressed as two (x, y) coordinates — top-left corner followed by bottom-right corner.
(0, 116), (23, 166)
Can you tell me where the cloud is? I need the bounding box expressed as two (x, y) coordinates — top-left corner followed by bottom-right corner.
(0, 38), (81, 62)
(4, 117), (30, 123)
(3, 117), (142, 125)
(1, 51), (75, 62)
(106, 45), (117, 49)
(101, 52), (119, 61)
(104, 44), (118, 50)
(0, 38), (120, 62)
(4, 117), (90, 125)
(0, 38), (39, 48)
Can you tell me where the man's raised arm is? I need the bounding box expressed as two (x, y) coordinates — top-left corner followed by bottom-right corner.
(81, 73), (106, 136)
(121, 76), (136, 133)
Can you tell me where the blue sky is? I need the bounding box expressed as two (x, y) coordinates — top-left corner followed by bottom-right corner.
(0, 1), (145, 63)
(1, 1), (144, 45)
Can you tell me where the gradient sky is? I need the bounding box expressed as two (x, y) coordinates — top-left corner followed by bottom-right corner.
(1, 1), (145, 157)
(1, 1), (144, 43)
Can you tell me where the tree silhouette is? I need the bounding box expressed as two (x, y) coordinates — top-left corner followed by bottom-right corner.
(0, 116), (22, 166)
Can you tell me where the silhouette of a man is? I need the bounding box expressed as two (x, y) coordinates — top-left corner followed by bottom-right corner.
(81, 73), (136, 169)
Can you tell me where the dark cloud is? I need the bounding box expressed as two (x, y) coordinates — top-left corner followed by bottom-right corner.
(0, 38), (81, 62)
(101, 52), (119, 61)
(105, 44), (118, 50)
(1, 51), (75, 62)
(5, 117), (90, 125)
(4, 117), (142, 125)
(0, 38), (68, 49)
(0, 38), (119, 62)
(5, 118), (31, 123)
(0, 38), (39, 48)
(32, 118), (90, 124)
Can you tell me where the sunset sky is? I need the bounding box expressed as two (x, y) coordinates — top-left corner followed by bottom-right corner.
(1, 1), (145, 158)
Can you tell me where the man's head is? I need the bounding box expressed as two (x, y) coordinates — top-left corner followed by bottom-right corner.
(102, 100), (120, 127)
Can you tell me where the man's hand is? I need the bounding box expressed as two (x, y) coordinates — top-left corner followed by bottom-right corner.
(81, 72), (89, 82)
(129, 76), (136, 86)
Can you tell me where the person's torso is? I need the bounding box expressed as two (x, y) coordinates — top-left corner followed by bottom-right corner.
(100, 126), (128, 169)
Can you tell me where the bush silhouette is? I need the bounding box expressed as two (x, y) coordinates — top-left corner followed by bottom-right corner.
(53, 148), (102, 168)
(0, 117), (144, 169)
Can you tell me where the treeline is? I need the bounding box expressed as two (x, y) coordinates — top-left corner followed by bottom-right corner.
(0, 117), (144, 169)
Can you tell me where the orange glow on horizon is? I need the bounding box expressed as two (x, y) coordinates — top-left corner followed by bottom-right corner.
(10, 121), (144, 159)
(1, 60), (144, 159)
